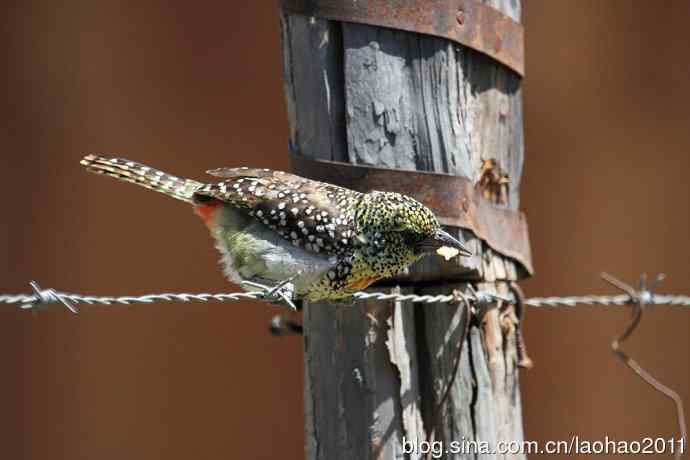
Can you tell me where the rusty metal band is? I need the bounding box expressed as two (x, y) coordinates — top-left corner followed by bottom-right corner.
(288, 152), (534, 276)
(281, 0), (524, 77)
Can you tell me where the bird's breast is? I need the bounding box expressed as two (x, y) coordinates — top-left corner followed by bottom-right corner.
(205, 204), (336, 294)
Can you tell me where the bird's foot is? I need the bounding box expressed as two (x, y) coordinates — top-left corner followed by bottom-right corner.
(269, 313), (303, 336)
(242, 277), (299, 311)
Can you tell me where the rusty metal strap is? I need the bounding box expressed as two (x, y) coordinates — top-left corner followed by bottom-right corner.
(288, 152), (533, 276)
(281, 0), (524, 77)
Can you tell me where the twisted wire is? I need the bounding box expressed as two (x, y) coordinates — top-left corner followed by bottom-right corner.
(1, 282), (689, 313)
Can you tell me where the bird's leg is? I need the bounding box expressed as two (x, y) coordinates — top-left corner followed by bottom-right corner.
(269, 312), (303, 336)
(242, 277), (299, 311)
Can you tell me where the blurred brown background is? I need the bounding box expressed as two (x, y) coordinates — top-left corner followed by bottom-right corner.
(2, 1), (689, 459)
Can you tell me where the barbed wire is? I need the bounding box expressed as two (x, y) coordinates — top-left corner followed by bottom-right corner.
(1, 273), (687, 453)
(1, 279), (689, 313)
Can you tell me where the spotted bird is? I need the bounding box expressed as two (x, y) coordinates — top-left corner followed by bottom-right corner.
(80, 155), (471, 303)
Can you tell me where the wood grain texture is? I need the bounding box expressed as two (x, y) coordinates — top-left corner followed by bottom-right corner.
(281, 1), (525, 458)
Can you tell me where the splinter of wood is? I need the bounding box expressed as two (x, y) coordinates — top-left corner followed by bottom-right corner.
(425, 289), (473, 460)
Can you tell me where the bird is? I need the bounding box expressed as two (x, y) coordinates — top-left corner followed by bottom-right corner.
(80, 154), (471, 306)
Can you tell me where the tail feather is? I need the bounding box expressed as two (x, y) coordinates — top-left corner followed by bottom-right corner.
(80, 155), (203, 203)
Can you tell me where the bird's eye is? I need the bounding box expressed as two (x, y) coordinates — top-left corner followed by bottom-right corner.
(400, 229), (420, 246)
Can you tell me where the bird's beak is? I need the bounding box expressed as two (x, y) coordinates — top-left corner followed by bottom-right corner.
(418, 228), (473, 258)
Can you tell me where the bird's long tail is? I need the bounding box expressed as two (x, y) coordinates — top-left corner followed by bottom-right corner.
(80, 155), (203, 203)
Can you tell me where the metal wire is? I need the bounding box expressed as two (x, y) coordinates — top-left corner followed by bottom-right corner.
(1, 274), (688, 450)
(524, 294), (690, 308)
(1, 281), (690, 313)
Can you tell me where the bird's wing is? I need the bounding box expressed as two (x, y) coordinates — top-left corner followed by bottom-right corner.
(196, 168), (362, 256)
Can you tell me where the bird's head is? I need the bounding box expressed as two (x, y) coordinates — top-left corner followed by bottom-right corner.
(355, 191), (472, 260)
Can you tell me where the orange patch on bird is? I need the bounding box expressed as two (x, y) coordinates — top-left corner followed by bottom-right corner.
(346, 277), (377, 291)
(193, 200), (221, 228)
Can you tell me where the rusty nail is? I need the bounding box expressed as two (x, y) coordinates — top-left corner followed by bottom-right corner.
(456, 9), (465, 26)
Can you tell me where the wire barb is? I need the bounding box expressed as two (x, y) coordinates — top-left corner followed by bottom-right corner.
(20, 281), (79, 314)
(241, 277), (298, 311)
(602, 273), (686, 460)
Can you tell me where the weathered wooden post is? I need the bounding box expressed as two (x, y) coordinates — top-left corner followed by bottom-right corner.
(279, 1), (531, 458)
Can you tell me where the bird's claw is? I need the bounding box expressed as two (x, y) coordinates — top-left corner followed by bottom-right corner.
(242, 277), (299, 311)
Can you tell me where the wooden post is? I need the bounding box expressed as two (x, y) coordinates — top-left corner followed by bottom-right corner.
(280, 1), (525, 458)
